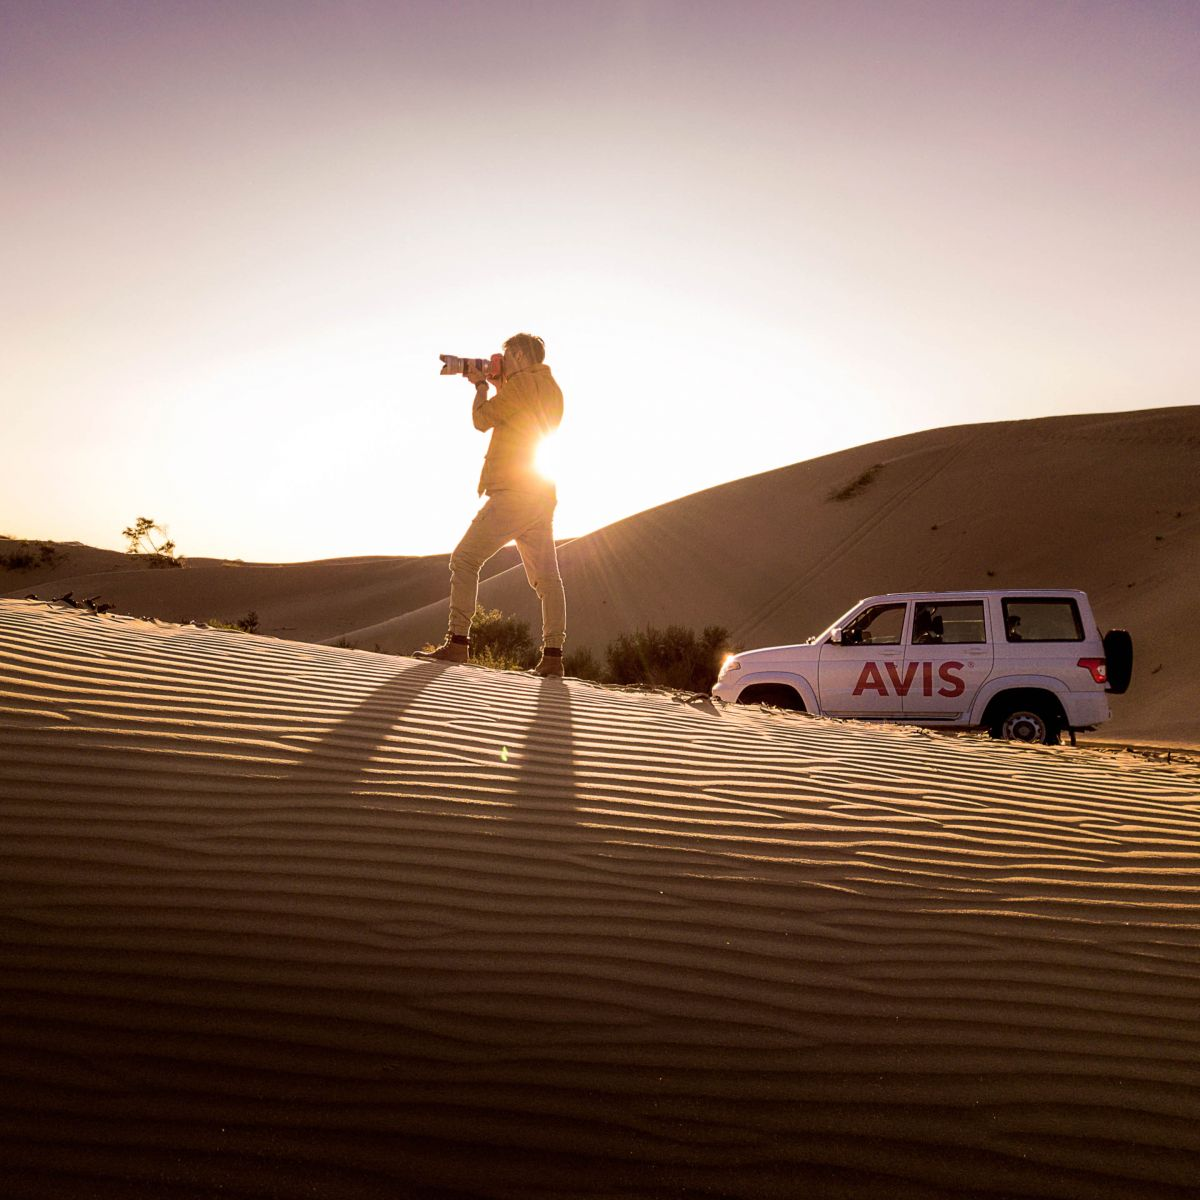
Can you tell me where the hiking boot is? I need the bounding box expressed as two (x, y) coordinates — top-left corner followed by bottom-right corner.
(531, 647), (564, 677)
(413, 634), (470, 664)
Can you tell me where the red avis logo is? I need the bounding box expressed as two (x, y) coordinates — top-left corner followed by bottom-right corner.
(853, 661), (966, 698)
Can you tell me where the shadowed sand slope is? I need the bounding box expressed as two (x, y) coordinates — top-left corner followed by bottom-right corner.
(3, 598), (1200, 1198)
(3, 548), (521, 645)
(338, 406), (1200, 744)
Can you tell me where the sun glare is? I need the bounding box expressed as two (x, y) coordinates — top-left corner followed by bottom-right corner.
(535, 432), (560, 482)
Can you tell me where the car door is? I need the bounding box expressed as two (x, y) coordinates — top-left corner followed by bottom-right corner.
(902, 599), (994, 722)
(819, 601), (909, 718)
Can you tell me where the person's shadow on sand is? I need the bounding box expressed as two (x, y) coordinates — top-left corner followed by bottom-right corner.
(272, 657), (445, 790)
(269, 657), (592, 883)
(490, 673), (591, 865)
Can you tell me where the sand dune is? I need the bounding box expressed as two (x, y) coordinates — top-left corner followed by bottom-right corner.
(3, 597), (1200, 1197)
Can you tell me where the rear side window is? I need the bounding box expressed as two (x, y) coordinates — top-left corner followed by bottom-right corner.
(913, 601), (986, 644)
(1003, 598), (1083, 643)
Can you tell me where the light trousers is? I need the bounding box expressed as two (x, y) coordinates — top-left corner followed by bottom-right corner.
(449, 488), (566, 648)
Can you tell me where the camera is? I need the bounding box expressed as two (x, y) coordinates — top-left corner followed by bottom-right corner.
(439, 353), (502, 379)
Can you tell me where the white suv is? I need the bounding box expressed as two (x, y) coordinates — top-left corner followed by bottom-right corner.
(712, 590), (1132, 745)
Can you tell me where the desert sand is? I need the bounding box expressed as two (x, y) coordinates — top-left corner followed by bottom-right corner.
(8, 405), (1198, 746)
(3, 596), (1200, 1198)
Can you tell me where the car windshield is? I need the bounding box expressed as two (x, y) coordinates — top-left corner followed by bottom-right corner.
(811, 602), (866, 643)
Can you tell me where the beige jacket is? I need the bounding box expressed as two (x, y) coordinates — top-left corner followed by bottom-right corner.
(472, 363), (563, 495)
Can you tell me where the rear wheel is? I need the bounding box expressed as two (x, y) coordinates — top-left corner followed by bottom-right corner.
(990, 703), (1060, 746)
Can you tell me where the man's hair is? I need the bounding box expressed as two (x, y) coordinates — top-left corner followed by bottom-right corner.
(503, 332), (545, 364)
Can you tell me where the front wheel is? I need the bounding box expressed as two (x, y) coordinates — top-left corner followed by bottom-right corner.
(990, 705), (1060, 746)
(736, 684), (805, 711)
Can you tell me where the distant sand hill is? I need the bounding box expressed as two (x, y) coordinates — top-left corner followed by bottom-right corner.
(6, 405), (1198, 744)
(2, 598), (1200, 1197)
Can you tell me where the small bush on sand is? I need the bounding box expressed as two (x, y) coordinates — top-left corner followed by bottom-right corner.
(470, 606), (537, 670)
(123, 516), (183, 568)
(207, 611), (259, 634)
(563, 647), (604, 681)
(605, 624), (731, 692)
(0, 541), (60, 571)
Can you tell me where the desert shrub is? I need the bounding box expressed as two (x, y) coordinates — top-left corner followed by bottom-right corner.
(122, 516), (183, 568)
(563, 647), (604, 680)
(434, 608), (730, 687)
(1, 541), (60, 571)
(828, 463), (883, 502)
(605, 624), (731, 692)
(207, 611), (259, 634)
(470, 606), (537, 670)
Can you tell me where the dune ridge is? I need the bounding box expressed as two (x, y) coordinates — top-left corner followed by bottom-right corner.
(3, 597), (1200, 1197)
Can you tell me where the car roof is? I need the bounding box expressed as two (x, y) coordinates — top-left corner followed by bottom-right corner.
(858, 589), (1089, 603)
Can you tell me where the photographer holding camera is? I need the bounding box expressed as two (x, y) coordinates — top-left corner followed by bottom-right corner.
(416, 332), (567, 676)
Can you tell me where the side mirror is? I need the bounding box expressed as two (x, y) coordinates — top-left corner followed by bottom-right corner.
(829, 627), (843, 644)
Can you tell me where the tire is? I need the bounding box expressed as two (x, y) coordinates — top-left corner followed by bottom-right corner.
(1103, 629), (1133, 695)
(990, 703), (1060, 746)
(736, 684), (805, 711)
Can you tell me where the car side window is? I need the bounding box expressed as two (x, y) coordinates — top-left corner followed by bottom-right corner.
(841, 603), (906, 646)
(1002, 598), (1084, 642)
(913, 601), (986, 645)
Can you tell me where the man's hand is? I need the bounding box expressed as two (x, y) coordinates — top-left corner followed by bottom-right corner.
(465, 366), (487, 386)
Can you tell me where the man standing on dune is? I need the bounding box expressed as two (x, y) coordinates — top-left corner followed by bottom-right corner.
(415, 333), (567, 676)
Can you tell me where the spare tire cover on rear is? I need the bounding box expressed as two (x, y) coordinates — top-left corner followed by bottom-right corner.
(1103, 629), (1133, 694)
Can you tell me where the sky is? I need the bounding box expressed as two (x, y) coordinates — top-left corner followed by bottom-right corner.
(2, 0), (1197, 562)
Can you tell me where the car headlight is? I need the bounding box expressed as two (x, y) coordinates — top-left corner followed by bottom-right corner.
(717, 656), (741, 680)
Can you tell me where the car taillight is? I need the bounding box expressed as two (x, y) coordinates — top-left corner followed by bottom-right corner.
(1077, 657), (1107, 684)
